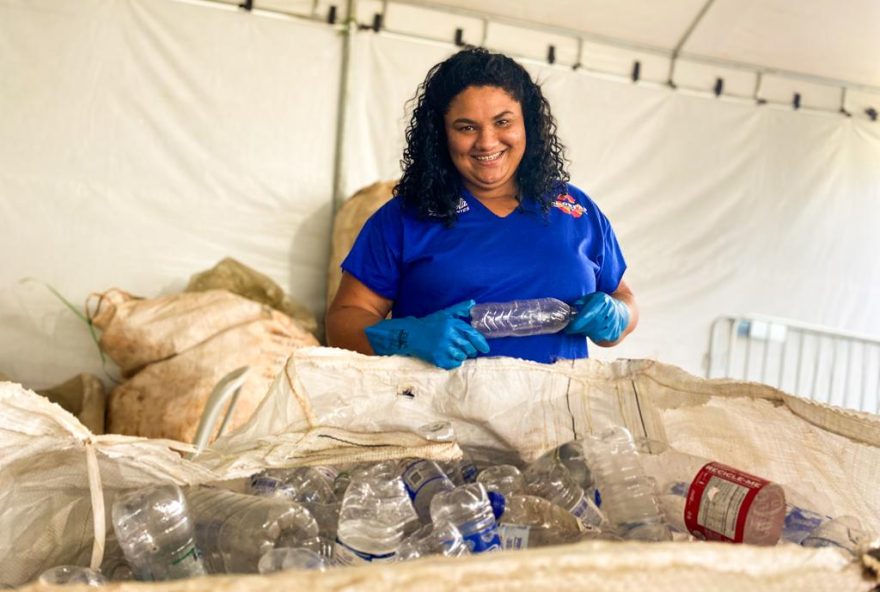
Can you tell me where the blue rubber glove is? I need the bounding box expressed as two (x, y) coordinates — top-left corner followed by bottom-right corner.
(365, 300), (490, 370)
(564, 292), (630, 343)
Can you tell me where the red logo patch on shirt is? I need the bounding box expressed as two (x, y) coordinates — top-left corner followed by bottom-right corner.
(552, 194), (586, 218)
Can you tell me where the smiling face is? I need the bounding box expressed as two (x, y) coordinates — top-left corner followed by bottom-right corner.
(444, 85), (526, 200)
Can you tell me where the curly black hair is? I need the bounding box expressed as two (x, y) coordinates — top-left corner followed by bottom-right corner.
(395, 47), (570, 224)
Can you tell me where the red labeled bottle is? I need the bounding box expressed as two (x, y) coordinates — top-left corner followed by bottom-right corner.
(683, 462), (786, 545)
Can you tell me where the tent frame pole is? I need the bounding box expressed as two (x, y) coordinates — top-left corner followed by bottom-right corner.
(331, 0), (357, 211)
(667, 0), (717, 87)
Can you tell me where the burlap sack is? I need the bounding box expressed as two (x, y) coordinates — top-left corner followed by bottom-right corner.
(326, 180), (396, 309)
(38, 373), (106, 435)
(89, 289), (301, 378)
(106, 314), (318, 444)
(185, 257), (318, 336)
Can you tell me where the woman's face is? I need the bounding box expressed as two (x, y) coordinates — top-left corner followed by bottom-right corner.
(444, 85), (526, 199)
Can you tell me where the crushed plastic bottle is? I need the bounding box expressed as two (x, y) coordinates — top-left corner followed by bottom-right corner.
(470, 298), (573, 338)
(416, 421), (457, 442)
(401, 458), (455, 523)
(38, 566), (107, 586)
(541, 441), (594, 492)
(495, 494), (584, 550)
(258, 548), (328, 573)
(801, 515), (867, 557)
(430, 483), (502, 554)
(112, 484), (207, 580)
(523, 456), (605, 529)
(396, 522), (470, 561)
(443, 450), (479, 486)
(476, 465), (525, 498)
(335, 463), (419, 564)
(583, 428), (672, 542)
(247, 467), (336, 505)
(186, 487), (318, 573)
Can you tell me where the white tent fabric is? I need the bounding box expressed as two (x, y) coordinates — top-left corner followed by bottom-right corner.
(342, 33), (880, 385)
(0, 0), (340, 385)
(386, 0), (880, 89)
(1, 0), (879, 406)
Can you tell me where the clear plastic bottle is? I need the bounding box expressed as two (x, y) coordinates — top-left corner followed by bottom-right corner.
(522, 456), (605, 529)
(628, 432), (784, 545)
(396, 522), (470, 561)
(247, 466), (336, 505)
(111, 484), (207, 580)
(583, 427), (671, 542)
(401, 458), (455, 523)
(664, 478), (831, 545)
(476, 465), (525, 498)
(257, 548), (328, 573)
(247, 467), (339, 538)
(495, 494), (584, 550)
(38, 566), (107, 586)
(429, 483), (502, 554)
(541, 441), (594, 492)
(470, 298), (573, 338)
(443, 450), (479, 486)
(185, 487), (319, 573)
(335, 464), (419, 564)
(801, 515), (867, 557)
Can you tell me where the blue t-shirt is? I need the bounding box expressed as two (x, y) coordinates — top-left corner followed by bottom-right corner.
(341, 183), (627, 363)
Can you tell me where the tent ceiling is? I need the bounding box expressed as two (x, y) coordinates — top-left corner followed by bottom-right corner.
(403, 0), (880, 89)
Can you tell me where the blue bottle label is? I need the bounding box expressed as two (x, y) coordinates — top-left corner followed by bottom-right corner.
(334, 538), (397, 564)
(461, 525), (501, 554)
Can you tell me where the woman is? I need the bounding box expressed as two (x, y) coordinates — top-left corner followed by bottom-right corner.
(326, 47), (637, 369)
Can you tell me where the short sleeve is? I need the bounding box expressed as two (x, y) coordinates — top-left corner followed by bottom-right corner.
(594, 208), (627, 294)
(340, 199), (404, 300)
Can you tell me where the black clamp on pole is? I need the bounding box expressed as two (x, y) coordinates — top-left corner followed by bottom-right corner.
(327, 5), (337, 24)
(372, 13), (383, 32)
(866, 107), (878, 122)
(239, 0), (253, 10)
(793, 93), (801, 110)
(713, 77), (724, 97)
(547, 45), (556, 65)
(454, 28), (465, 47)
(631, 61), (641, 83)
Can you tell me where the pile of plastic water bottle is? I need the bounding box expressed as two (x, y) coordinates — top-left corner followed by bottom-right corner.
(39, 425), (871, 585)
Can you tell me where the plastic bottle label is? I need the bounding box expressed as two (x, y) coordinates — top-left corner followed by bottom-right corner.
(461, 525), (502, 554)
(684, 462), (770, 543)
(249, 475), (284, 495)
(569, 494), (603, 527)
(460, 462), (478, 483)
(402, 460), (444, 499)
(168, 545), (206, 576)
(498, 524), (531, 550)
(333, 539), (396, 564)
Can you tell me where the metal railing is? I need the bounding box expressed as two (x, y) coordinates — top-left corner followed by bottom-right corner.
(706, 314), (880, 414)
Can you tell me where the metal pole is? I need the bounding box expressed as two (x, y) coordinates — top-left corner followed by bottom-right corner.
(331, 0), (357, 211)
(667, 0), (717, 86)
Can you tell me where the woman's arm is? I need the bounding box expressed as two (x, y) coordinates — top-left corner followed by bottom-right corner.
(564, 277), (638, 347)
(325, 272), (393, 354)
(599, 278), (639, 347)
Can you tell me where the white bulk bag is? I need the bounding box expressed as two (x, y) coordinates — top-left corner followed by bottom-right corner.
(3, 347), (879, 590)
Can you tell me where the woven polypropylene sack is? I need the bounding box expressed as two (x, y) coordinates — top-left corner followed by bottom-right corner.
(4, 349), (880, 590)
(0, 380), (460, 587)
